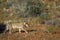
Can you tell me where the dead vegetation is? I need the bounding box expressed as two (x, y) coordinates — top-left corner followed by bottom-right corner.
(0, 0), (60, 40)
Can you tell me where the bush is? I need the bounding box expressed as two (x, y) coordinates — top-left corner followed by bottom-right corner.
(4, 1), (13, 9)
(25, 0), (43, 17)
(47, 26), (54, 33)
(0, 0), (6, 2)
(44, 20), (57, 25)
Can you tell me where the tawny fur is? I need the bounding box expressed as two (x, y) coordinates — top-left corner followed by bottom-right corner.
(5, 22), (29, 34)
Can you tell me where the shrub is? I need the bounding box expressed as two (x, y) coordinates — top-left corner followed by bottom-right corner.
(0, 0), (7, 3)
(25, 0), (43, 17)
(44, 20), (57, 25)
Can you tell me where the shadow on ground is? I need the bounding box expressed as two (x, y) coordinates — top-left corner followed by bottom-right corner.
(12, 29), (37, 33)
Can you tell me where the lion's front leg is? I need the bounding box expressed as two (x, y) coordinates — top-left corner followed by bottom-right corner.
(21, 28), (28, 33)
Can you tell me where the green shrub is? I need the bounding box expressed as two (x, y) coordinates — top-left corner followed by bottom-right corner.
(0, 0), (7, 3)
(47, 25), (54, 32)
(25, 0), (43, 17)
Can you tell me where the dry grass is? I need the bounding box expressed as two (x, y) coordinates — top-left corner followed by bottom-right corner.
(0, 0), (60, 40)
(0, 22), (60, 40)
